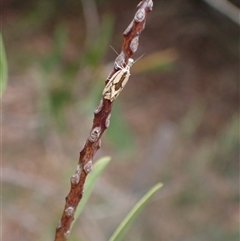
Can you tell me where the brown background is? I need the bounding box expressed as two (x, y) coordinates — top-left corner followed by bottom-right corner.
(2, 0), (239, 240)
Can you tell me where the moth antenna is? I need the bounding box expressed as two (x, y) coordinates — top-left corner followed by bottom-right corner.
(110, 45), (119, 56)
(133, 53), (145, 64)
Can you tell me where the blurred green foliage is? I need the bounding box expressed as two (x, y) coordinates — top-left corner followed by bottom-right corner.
(0, 33), (8, 95)
(37, 25), (72, 130)
(37, 14), (114, 129)
(210, 114), (239, 177)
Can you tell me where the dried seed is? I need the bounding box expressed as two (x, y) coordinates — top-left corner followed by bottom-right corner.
(94, 99), (103, 114)
(84, 160), (93, 174)
(65, 207), (74, 217)
(135, 8), (145, 22)
(130, 36), (139, 53)
(89, 127), (101, 142)
(105, 113), (111, 128)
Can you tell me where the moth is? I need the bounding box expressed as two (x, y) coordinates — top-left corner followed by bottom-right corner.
(102, 58), (134, 102)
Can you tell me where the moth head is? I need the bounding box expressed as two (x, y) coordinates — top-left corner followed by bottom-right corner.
(128, 58), (134, 67)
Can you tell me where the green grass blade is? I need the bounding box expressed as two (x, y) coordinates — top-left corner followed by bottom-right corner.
(0, 33), (8, 95)
(71, 156), (111, 231)
(109, 182), (163, 241)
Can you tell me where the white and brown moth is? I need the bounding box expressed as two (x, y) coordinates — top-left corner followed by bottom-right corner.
(102, 58), (134, 102)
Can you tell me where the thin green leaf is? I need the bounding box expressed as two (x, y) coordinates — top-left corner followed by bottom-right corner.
(0, 33), (8, 95)
(71, 156), (111, 231)
(109, 182), (163, 241)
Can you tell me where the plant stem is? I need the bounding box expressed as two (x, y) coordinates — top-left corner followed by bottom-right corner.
(54, 1), (153, 240)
